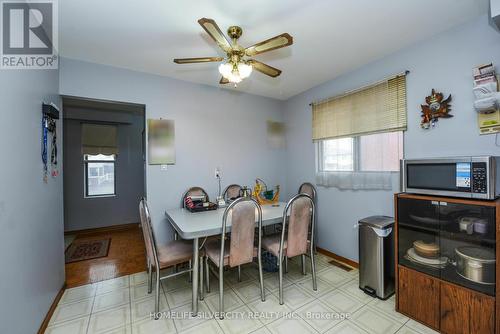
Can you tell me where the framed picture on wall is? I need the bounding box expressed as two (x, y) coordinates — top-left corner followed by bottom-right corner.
(147, 119), (175, 165)
(267, 120), (286, 149)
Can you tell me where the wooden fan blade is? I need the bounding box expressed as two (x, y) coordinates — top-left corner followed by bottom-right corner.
(245, 33), (293, 56)
(173, 57), (224, 64)
(198, 18), (232, 52)
(219, 76), (229, 84)
(248, 60), (282, 77)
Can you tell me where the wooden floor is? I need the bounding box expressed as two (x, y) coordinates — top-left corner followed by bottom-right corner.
(65, 226), (147, 288)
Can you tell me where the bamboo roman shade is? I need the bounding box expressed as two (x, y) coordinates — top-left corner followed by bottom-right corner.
(81, 124), (118, 155)
(312, 74), (407, 140)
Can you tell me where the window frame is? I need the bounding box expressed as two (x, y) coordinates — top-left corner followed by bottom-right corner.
(317, 131), (403, 173)
(83, 154), (117, 198)
(317, 137), (355, 172)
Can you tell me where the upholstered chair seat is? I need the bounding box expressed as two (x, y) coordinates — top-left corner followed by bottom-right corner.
(139, 198), (204, 318)
(156, 240), (195, 268)
(261, 233), (311, 257)
(204, 238), (258, 267)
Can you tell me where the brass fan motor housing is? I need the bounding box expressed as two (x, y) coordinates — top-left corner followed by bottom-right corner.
(173, 18), (292, 82)
(227, 26), (242, 40)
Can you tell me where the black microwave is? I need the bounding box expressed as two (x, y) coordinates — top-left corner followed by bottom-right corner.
(401, 156), (500, 199)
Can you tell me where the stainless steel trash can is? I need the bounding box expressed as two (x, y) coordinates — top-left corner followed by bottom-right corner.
(358, 215), (395, 300)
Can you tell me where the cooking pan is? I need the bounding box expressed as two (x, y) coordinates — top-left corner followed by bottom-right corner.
(455, 246), (495, 285)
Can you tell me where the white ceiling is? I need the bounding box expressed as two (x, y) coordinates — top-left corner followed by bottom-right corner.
(60, 0), (489, 100)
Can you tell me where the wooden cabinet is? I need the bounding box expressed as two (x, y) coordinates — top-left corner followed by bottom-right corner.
(398, 266), (440, 330)
(470, 289), (495, 334)
(440, 282), (495, 334)
(441, 282), (470, 334)
(395, 194), (499, 334)
(398, 266), (495, 334)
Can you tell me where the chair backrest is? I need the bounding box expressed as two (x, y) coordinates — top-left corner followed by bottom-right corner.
(181, 186), (209, 208)
(281, 193), (315, 258)
(298, 182), (317, 203)
(139, 198), (159, 268)
(223, 184), (243, 201)
(221, 197), (262, 268)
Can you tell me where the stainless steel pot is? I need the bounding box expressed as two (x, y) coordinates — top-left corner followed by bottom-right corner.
(455, 246), (495, 285)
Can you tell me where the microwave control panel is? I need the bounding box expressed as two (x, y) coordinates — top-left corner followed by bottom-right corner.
(471, 162), (487, 193)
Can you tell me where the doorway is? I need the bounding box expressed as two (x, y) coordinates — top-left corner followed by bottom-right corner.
(62, 96), (147, 287)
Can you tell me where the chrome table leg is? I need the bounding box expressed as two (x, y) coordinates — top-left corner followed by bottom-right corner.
(199, 255), (204, 300)
(205, 256), (210, 293)
(191, 238), (199, 314)
(301, 254), (306, 275)
(188, 259), (192, 282)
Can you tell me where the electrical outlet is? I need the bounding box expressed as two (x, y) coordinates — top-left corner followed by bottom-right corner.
(215, 168), (220, 179)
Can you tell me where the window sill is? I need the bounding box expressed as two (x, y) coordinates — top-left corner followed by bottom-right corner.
(318, 170), (400, 174)
(84, 194), (117, 199)
(315, 170), (396, 190)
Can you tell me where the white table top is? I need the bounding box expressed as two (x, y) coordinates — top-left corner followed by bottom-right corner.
(165, 202), (286, 239)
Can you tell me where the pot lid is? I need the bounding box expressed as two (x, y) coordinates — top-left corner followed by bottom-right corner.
(455, 246), (495, 262)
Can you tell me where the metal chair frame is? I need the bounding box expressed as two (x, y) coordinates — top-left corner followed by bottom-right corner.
(277, 193), (317, 305)
(140, 198), (202, 319)
(181, 186), (209, 208)
(298, 182), (318, 254)
(204, 196), (265, 319)
(222, 184), (243, 202)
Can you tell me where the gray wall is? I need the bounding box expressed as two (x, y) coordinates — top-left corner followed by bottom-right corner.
(59, 58), (286, 245)
(63, 108), (144, 231)
(283, 15), (500, 261)
(0, 70), (64, 333)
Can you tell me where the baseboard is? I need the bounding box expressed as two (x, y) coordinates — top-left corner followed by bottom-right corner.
(317, 247), (359, 269)
(38, 282), (66, 334)
(65, 223), (140, 236)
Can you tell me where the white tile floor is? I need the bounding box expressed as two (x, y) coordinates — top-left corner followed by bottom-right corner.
(45, 254), (439, 334)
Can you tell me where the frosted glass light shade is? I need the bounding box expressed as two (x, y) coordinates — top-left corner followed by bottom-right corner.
(237, 63), (252, 78)
(219, 61), (250, 83)
(218, 63), (233, 78)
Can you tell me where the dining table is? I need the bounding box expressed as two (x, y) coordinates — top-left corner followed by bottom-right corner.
(164, 202), (287, 313)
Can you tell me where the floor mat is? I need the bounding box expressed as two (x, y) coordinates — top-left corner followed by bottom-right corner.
(65, 238), (111, 263)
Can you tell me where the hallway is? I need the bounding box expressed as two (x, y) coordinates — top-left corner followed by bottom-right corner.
(65, 226), (147, 288)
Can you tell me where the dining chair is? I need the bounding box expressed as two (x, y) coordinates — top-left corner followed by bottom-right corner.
(298, 182), (316, 201)
(203, 197), (265, 319)
(222, 184), (243, 202)
(298, 182), (317, 253)
(181, 186), (209, 208)
(261, 193), (317, 305)
(176, 186), (210, 244)
(139, 198), (203, 318)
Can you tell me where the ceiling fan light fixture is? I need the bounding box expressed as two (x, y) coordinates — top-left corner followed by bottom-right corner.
(229, 74), (242, 84)
(219, 62), (243, 83)
(237, 62), (252, 79)
(218, 62), (233, 79)
(175, 18), (292, 85)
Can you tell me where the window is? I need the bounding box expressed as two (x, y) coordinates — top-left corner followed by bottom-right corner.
(84, 154), (116, 197)
(318, 131), (403, 173)
(312, 73), (407, 189)
(320, 137), (354, 171)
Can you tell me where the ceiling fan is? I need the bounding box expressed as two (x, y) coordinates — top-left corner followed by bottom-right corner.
(173, 18), (293, 85)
